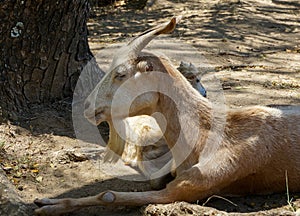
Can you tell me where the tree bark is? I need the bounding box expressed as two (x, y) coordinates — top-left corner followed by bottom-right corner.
(0, 0), (101, 119)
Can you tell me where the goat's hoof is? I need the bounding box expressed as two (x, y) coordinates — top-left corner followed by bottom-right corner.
(34, 198), (68, 216)
(34, 198), (55, 207)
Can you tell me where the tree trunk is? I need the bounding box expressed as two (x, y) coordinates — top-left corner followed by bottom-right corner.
(0, 0), (102, 119)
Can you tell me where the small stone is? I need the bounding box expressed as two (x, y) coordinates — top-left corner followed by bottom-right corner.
(36, 176), (43, 182)
(53, 169), (64, 178)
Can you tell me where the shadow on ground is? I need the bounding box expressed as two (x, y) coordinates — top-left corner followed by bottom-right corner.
(28, 175), (300, 215)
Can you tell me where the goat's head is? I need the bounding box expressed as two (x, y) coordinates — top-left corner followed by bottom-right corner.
(84, 17), (181, 125)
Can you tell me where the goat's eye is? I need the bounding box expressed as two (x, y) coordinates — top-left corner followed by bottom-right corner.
(196, 79), (200, 83)
(115, 73), (126, 80)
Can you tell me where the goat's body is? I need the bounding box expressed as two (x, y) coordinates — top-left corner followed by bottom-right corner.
(224, 107), (300, 195)
(34, 17), (300, 215)
(145, 57), (300, 201)
(154, 58), (300, 199)
(217, 106), (300, 196)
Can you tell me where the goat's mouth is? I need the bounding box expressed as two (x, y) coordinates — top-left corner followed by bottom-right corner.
(84, 109), (109, 126)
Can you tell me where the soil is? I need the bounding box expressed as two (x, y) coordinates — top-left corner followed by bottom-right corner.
(1, 0), (300, 215)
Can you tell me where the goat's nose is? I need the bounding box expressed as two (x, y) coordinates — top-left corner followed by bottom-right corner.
(95, 109), (104, 117)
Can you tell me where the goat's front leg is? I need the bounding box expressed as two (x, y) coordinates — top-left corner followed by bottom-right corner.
(34, 166), (216, 216)
(34, 187), (184, 216)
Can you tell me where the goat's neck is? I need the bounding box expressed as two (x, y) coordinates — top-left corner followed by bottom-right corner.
(154, 62), (213, 173)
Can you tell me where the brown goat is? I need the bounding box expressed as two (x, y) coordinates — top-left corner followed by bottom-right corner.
(34, 17), (300, 215)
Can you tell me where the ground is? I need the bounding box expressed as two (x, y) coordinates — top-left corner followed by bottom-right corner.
(1, 0), (300, 215)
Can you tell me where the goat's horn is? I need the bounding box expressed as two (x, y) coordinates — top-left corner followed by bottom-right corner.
(128, 16), (181, 55)
(112, 16), (181, 66)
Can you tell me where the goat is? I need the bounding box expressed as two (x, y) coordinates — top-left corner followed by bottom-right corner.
(34, 17), (300, 215)
(104, 62), (206, 189)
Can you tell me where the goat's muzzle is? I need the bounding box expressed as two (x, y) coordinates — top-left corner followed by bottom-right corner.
(84, 106), (109, 126)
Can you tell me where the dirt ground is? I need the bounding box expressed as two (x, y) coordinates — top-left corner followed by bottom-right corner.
(1, 0), (300, 215)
